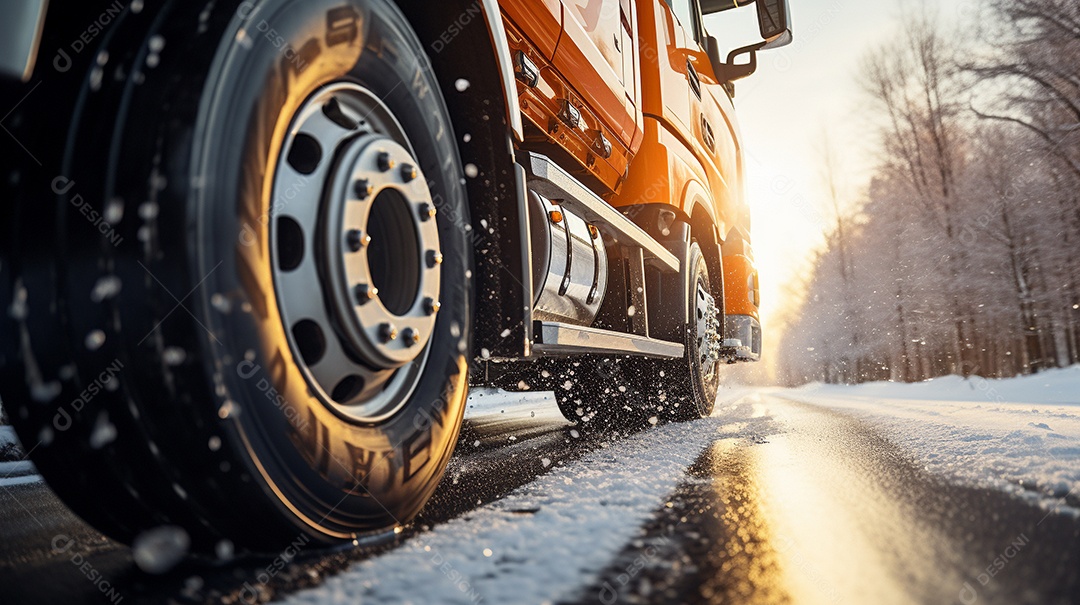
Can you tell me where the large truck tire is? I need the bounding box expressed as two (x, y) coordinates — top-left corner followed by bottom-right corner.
(1, 0), (471, 553)
(650, 242), (721, 420)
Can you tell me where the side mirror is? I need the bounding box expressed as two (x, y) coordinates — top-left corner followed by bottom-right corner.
(708, 36), (757, 86)
(700, 0), (746, 14)
(756, 0), (793, 49)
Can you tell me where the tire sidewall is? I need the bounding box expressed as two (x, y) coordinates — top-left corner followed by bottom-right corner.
(187, 0), (470, 540)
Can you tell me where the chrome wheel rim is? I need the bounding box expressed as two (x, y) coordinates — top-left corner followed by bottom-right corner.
(270, 82), (441, 423)
(696, 280), (722, 383)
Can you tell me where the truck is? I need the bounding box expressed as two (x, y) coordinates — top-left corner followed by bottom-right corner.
(0, 0), (789, 552)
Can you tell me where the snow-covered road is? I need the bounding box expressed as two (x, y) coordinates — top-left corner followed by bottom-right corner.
(2, 373), (1080, 604)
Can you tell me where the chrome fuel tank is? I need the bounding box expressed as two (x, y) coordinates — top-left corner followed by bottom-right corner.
(528, 190), (608, 326)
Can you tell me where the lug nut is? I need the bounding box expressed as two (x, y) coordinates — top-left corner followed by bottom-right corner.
(345, 229), (367, 252)
(353, 179), (373, 200)
(378, 322), (398, 343)
(424, 297), (441, 315)
(419, 202), (437, 221)
(426, 250), (443, 268)
(402, 328), (421, 346)
(377, 152), (395, 172)
(354, 284), (378, 304)
(400, 163), (417, 182)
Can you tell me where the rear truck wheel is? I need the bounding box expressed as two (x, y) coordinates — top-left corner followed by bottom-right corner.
(0, 0), (471, 553)
(641, 242), (721, 421)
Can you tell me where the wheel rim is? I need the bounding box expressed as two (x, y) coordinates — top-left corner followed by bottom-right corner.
(696, 280), (722, 384)
(270, 82), (441, 423)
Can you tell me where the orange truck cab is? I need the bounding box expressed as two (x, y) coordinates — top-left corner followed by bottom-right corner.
(500, 0), (780, 363)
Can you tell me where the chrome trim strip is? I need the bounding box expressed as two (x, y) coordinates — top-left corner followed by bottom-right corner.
(521, 152), (681, 273)
(481, 0), (523, 142)
(533, 321), (684, 359)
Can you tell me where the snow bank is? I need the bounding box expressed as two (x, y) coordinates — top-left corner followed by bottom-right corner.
(782, 366), (1080, 512)
(796, 365), (1080, 406)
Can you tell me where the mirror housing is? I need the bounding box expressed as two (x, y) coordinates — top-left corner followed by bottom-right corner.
(757, 0), (793, 49)
(700, 0), (752, 15)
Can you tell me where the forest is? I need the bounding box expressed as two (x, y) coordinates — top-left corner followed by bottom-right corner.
(779, 0), (1080, 384)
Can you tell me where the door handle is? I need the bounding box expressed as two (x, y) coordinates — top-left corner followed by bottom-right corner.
(686, 59), (702, 100)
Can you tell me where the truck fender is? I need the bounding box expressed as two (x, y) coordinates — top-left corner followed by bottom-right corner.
(394, 0), (532, 358)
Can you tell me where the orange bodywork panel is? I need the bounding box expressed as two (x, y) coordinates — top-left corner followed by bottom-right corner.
(723, 254), (760, 320)
(500, 0), (756, 314)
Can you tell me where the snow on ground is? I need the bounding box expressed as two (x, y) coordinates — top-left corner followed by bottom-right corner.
(277, 407), (762, 605)
(779, 366), (1080, 512)
(0, 425), (39, 486)
(1, 426), (24, 462)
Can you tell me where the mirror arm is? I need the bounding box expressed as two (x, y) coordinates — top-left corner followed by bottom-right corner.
(715, 41), (766, 84)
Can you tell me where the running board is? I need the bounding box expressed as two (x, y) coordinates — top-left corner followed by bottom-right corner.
(532, 322), (684, 358)
(520, 152), (680, 273)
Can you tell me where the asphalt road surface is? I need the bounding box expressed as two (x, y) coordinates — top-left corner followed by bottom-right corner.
(1, 390), (1078, 604)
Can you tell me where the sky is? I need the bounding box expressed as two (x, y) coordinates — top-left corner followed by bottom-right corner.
(702, 0), (960, 379)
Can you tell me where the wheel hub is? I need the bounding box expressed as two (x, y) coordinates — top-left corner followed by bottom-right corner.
(269, 82), (441, 422)
(696, 283), (722, 378)
(322, 134), (441, 368)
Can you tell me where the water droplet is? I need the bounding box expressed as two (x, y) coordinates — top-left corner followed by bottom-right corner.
(85, 330), (106, 351)
(648, 416), (659, 425)
(562, 380), (573, 391)
(464, 164), (479, 178)
(627, 305), (636, 317)
(89, 67), (103, 91)
(500, 328), (511, 338)
(480, 348), (490, 359)
(483, 548), (493, 557)
(163, 347), (187, 366)
(570, 429), (580, 439)
(541, 457), (551, 468)
(132, 526), (190, 574)
(89, 412), (118, 449)
(138, 201), (159, 220)
(218, 400), (238, 419)
(148, 35), (166, 52)
(215, 539), (234, 561)
(463, 133), (472, 143)
(9, 282), (28, 320)
(30, 382), (61, 403)
(91, 275), (122, 302)
(455, 78), (470, 92)
(104, 198), (124, 225)
(208, 436), (221, 451)
(211, 293), (231, 313)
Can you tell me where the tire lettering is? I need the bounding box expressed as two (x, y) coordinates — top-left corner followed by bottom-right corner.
(402, 427), (432, 483)
(325, 7), (360, 47)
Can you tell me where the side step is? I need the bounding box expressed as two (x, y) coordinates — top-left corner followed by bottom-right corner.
(520, 152), (680, 273)
(532, 321), (684, 359)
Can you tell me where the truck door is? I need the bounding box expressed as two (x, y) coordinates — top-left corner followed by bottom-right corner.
(552, 0), (640, 148)
(670, 0), (741, 225)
